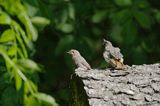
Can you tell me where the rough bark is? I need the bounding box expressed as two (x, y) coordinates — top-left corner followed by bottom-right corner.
(70, 64), (160, 106)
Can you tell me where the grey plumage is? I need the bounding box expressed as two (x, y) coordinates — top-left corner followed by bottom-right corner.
(67, 49), (91, 70)
(103, 39), (125, 69)
(103, 39), (123, 60)
(110, 47), (123, 60)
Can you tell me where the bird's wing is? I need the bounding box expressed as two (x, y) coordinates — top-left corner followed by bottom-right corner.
(103, 51), (111, 63)
(82, 61), (91, 69)
(115, 47), (120, 52)
(110, 48), (123, 59)
(81, 58), (91, 69)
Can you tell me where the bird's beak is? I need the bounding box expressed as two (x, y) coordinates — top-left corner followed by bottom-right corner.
(67, 51), (71, 54)
(103, 39), (107, 45)
(103, 39), (107, 42)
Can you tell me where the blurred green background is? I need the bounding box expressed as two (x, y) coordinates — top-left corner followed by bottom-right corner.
(34, 0), (160, 105)
(0, 0), (160, 106)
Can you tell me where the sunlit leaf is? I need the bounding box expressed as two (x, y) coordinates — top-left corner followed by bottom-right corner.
(34, 93), (58, 106)
(7, 45), (17, 56)
(14, 32), (28, 58)
(25, 95), (40, 106)
(0, 10), (11, 25)
(0, 1), (58, 106)
(17, 48), (25, 59)
(68, 3), (75, 20)
(58, 23), (74, 33)
(18, 13), (38, 41)
(31, 16), (50, 26)
(17, 59), (41, 72)
(14, 70), (22, 91)
(0, 29), (15, 43)
(0, 46), (13, 73)
(27, 80), (37, 92)
(29, 25), (38, 41)
(24, 81), (30, 94)
(25, 3), (39, 17)
(11, 20), (34, 50)
(92, 10), (107, 23)
(0, 46), (27, 81)
(24, 80), (38, 96)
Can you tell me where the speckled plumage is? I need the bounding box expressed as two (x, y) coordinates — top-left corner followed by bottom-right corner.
(110, 47), (123, 60)
(103, 39), (125, 69)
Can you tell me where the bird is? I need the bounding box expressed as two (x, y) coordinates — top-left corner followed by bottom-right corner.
(67, 49), (91, 70)
(103, 39), (125, 69)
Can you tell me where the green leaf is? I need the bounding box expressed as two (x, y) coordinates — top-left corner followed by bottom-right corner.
(68, 3), (75, 20)
(0, 10), (11, 25)
(27, 80), (37, 92)
(134, 11), (151, 29)
(112, 9), (131, 24)
(92, 10), (107, 23)
(55, 35), (74, 56)
(14, 32), (28, 58)
(24, 81), (30, 94)
(11, 20), (34, 50)
(58, 23), (74, 33)
(122, 20), (137, 44)
(18, 13), (38, 41)
(29, 25), (38, 41)
(135, 0), (150, 9)
(0, 46), (13, 72)
(25, 3), (39, 17)
(24, 80), (37, 95)
(60, 10), (68, 23)
(31, 16), (50, 26)
(1, 86), (17, 106)
(34, 93), (58, 106)
(25, 95), (40, 106)
(109, 24), (123, 42)
(17, 59), (41, 72)
(17, 47), (25, 58)
(114, 0), (132, 6)
(7, 45), (17, 56)
(154, 10), (160, 23)
(0, 46), (27, 81)
(0, 29), (15, 43)
(14, 70), (22, 91)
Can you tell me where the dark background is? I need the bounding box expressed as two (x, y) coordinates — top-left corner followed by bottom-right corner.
(24, 0), (160, 105)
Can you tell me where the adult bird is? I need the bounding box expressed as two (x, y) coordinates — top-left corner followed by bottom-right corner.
(67, 49), (91, 70)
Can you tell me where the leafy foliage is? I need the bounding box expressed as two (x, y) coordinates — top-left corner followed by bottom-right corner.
(0, 0), (57, 106)
(31, 0), (160, 105)
(1, 0), (160, 105)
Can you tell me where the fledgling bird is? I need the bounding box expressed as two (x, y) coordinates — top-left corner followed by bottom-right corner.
(103, 39), (125, 69)
(67, 49), (91, 70)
